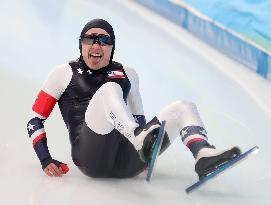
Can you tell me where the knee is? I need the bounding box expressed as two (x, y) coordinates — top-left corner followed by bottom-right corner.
(94, 82), (123, 100)
(100, 82), (122, 94)
(172, 100), (197, 111)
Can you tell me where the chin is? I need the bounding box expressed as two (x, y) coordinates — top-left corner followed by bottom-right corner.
(93, 63), (106, 70)
(90, 65), (100, 70)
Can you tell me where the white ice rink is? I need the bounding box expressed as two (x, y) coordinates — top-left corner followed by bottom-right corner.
(1, 0), (271, 204)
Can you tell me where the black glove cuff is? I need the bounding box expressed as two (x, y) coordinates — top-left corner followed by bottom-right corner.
(41, 158), (62, 170)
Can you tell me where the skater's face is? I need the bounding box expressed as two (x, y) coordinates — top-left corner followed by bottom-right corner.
(81, 28), (113, 70)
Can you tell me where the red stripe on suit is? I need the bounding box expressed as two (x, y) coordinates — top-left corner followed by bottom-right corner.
(32, 133), (46, 147)
(32, 90), (57, 118)
(186, 137), (205, 146)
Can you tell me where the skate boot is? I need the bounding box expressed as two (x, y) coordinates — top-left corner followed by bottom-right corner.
(195, 146), (241, 179)
(134, 117), (161, 162)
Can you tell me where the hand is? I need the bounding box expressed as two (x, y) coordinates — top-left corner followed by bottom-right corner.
(42, 159), (69, 177)
(44, 163), (64, 177)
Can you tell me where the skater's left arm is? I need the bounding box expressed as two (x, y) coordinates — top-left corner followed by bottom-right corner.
(124, 66), (146, 127)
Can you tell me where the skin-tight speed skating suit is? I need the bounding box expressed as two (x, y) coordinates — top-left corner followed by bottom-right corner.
(27, 59), (148, 178)
(27, 58), (211, 178)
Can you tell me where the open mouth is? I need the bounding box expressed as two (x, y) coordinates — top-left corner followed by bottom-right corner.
(89, 53), (102, 59)
(89, 53), (103, 65)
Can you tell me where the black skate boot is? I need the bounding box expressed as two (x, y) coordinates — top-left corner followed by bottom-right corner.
(195, 146), (241, 179)
(134, 117), (161, 162)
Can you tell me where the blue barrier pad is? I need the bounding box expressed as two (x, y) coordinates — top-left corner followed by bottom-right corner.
(181, 0), (271, 53)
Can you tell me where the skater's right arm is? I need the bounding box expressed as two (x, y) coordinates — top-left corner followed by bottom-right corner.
(26, 64), (72, 176)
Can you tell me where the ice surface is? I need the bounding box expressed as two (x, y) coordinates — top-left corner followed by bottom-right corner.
(1, 0), (271, 204)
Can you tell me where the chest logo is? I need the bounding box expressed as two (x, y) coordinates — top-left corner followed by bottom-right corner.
(77, 68), (84, 74)
(107, 70), (125, 79)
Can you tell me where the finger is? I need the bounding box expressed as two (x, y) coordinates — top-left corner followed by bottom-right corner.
(58, 166), (64, 174)
(50, 163), (63, 177)
(47, 164), (61, 177)
(44, 169), (53, 177)
(44, 164), (55, 176)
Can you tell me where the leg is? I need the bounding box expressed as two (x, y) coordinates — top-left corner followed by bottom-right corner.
(72, 122), (146, 178)
(72, 82), (145, 177)
(138, 101), (240, 178)
(156, 101), (210, 157)
(72, 124), (122, 177)
(85, 81), (160, 153)
(134, 101), (208, 161)
(85, 82), (138, 139)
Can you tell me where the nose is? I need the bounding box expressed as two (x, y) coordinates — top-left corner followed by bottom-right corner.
(91, 42), (101, 49)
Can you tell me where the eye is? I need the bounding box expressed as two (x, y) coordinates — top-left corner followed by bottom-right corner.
(99, 36), (113, 45)
(81, 35), (98, 45)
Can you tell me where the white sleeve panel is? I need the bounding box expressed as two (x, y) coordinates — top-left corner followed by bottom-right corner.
(41, 64), (73, 100)
(124, 67), (145, 115)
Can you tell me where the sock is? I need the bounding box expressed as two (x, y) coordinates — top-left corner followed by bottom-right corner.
(180, 125), (213, 158)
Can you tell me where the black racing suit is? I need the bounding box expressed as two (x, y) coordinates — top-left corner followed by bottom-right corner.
(27, 59), (146, 178)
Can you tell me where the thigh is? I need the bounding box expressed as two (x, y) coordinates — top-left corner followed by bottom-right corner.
(72, 122), (122, 178)
(84, 84), (115, 135)
(110, 137), (146, 178)
(71, 122), (145, 178)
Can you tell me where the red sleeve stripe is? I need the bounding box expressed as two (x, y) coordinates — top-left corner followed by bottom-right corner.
(109, 75), (125, 79)
(32, 90), (57, 118)
(186, 138), (205, 147)
(32, 133), (46, 147)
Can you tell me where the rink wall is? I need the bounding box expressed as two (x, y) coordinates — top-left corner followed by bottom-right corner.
(134, 0), (271, 81)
